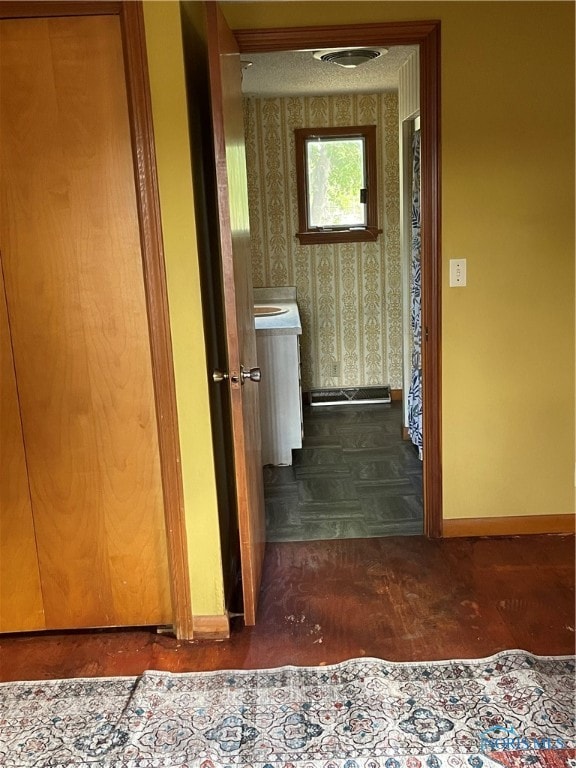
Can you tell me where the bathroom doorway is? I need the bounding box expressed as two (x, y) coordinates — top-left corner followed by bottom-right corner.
(235, 23), (441, 540)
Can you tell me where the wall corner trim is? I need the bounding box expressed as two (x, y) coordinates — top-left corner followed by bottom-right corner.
(443, 514), (576, 538)
(192, 613), (231, 640)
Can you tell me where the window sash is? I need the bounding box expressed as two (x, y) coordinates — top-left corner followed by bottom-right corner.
(295, 125), (380, 245)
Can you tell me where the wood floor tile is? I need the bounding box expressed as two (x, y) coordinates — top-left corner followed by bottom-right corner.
(265, 403), (423, 540)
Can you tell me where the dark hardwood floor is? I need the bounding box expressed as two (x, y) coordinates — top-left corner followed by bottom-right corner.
(1, 534), (574, 682)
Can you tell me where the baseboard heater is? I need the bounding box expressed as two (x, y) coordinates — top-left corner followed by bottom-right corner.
(309, 385), (391, 406)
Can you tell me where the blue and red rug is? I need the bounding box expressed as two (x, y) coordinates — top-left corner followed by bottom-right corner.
(1, 650), (574, 768)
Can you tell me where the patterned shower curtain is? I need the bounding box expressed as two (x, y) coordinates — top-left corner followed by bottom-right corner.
(407, 130), (423, 458)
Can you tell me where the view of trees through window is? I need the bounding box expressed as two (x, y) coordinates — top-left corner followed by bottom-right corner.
(306, 137), (366, 228)
(295, 125), (378, 244)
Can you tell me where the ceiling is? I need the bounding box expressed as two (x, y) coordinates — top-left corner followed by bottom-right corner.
(240, 46), (418, 97)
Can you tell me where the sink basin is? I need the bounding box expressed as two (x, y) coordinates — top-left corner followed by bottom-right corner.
(254, 305), (289, 317)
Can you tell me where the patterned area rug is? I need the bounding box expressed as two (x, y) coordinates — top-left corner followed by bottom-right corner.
(1, 651), (574, 768)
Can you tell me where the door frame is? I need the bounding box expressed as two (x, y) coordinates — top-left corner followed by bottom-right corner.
(0, 1), (193, 636)
(234, 21), (443, 537)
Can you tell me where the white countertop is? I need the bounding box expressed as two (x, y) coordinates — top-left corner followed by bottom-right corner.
(253, 287), (302, 336)
(254, 301), (301, 336)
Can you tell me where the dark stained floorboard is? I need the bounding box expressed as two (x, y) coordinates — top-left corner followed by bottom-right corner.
(0, 535), (573, 681)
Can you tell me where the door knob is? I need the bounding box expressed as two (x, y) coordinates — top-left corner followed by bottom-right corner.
(212, 369), (229, 383)
(241, 365), (261, 383)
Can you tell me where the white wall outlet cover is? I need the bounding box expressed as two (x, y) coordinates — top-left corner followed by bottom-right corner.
(449, 258), (467, 287)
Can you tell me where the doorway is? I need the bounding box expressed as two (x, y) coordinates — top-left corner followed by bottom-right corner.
(234, 22), (442, 539)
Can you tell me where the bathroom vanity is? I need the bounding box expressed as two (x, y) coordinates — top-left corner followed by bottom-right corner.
(254, 287), (302, 465)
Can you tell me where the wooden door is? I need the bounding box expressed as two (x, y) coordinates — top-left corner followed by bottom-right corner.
(205, 3), (266, 625)
(0, 14), (172, 630)
(0, 262), (45, 632)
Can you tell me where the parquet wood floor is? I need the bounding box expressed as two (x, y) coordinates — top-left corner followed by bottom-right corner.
(265, 403), (423, 540)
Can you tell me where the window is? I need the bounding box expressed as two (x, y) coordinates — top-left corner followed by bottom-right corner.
(295, 125), (380, 245)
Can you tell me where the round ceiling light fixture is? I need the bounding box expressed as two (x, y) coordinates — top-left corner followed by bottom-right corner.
(313, 47), (388, 69)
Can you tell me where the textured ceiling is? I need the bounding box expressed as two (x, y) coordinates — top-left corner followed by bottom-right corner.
(241, 46), (418, 96)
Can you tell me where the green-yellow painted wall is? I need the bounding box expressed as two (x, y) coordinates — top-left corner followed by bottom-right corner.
(142, 0), (574, 615)
(143, 1), (225, 617)
(221, 1), (575, 520)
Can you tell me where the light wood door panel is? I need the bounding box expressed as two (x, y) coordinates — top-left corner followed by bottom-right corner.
(0, 16), (171, 628)
(205, 3), (266, 625)
(0, 263), (45, 632)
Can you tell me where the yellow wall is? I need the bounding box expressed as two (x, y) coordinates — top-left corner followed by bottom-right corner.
(221, 0), (576, 520)
(143, 1), (225, 616)
(141, 0), (574, 614)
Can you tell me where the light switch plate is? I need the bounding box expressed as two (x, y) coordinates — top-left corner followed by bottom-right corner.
(449, 259), (467, 287)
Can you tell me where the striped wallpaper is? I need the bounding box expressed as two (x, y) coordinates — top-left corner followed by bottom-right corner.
(244, 92), (401, 391)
